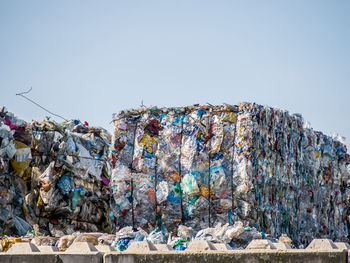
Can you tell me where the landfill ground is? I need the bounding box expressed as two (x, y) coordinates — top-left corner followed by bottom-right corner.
(0, 103), (349, 262)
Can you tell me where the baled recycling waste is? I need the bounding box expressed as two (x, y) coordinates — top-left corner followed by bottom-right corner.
(0, 106), (31, 237)
(26, 118), (112, 236)
(0, 102), (349, 253)
(111, 103), (350, 247)
(0, 106), (113, 243)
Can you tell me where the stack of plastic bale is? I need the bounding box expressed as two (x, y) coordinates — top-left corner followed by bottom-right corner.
(237, 103), (350, 247)
(112, 105), (239, 233)
(0, 106), (32, 236)
(24, 118), (112, 236)
(111, 103), (349, 247)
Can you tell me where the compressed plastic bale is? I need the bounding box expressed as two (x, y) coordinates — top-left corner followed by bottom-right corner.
(26, 119), (112, 235)
(181, 107), (211, 231)
(131, 112), (162, 230)
(234, 103), (349, 247)
(0, 108), (31, 236)
(111, 116), (138, 228)
(111, 103), (350, 249)
(209, 110), (237, 227)
(229, 107), (256, 227)
(155, 111), (183, 233)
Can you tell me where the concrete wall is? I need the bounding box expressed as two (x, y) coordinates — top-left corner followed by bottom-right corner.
(0, 253), (103, 263)
(0, 250), (347, 263)
(104, 251), (347, 263)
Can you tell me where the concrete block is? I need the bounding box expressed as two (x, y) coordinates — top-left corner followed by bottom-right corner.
(306, 239), (338, 250)
(38, 245), (59, 252)
(6, 242), (40, 253)
(126, 241), (157, 252)
(154, 244), (173, 251)
(273, 242), (291, 250)
(245, 239), (277, 250)
(61, 242), (102, 263)
(65, 241), (98, 253)
(96, 244), (115, 252)
(212, 243), (232, 250)
(186, 240), (216, 251)
(334, 242), (350, 250)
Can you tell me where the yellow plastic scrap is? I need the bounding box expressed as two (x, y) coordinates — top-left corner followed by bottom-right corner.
(36, 195), (43, 208)
(23, 167), (32, 181)
(1, 237), (22, 252)
(145, 146), (153, 154)
(238, 126), (245, 137)
(140, 134), (157, 147)
(200, 186), (213, 198)
(10, 141), (32, 176)
(222, 112), (237, 123)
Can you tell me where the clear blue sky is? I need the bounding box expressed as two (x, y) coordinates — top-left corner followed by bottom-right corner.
(1, 1), (349, 149)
